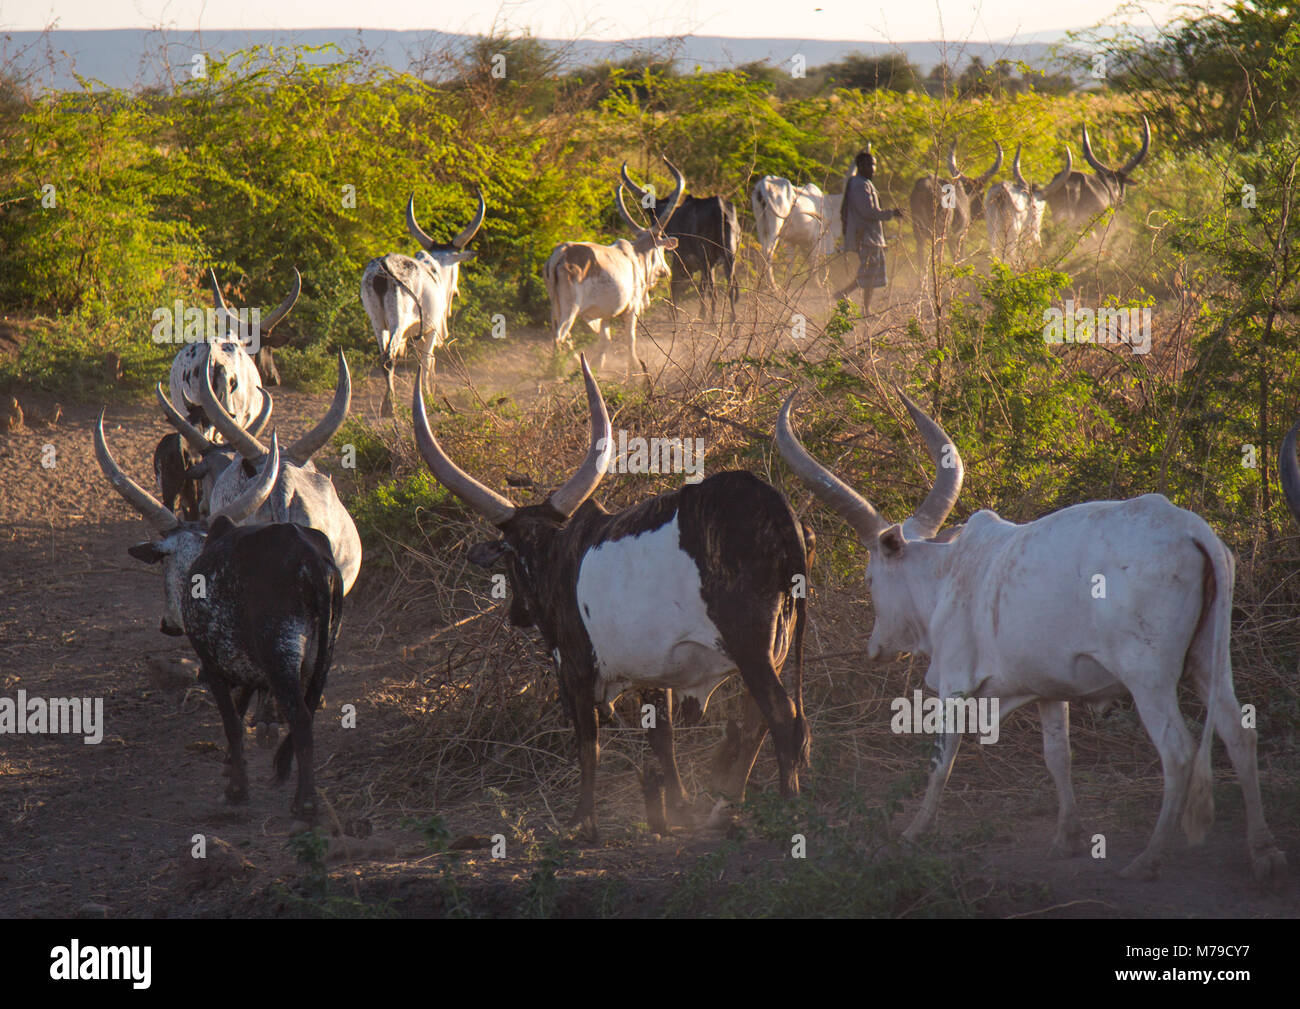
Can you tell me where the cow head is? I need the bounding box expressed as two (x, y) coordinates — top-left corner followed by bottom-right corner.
(949, 140), (1003, 218)
(195, 349), (351, 499)
(1080, 115), (1150, 203)
(614, 163), (684, 303)
(775, 390), (966, 663)
(413, 355), (611, 640)
(96, 414), (281, 635)
(1011, 143), (1074, 238)
(209, 267), (302, 385)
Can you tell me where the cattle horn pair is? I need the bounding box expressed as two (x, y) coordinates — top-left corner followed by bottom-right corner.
(413, 354), (611, 526)
(615, 157), (685, 236)
(1082, 115), (1151, 178)
(199, 349), (351, 463)
(209, 267), (302, 338)
(96, 414), (281, 531)
(156, 365), (272, 459)
(406, 190), (487, 252)
(1011, 144), (1073, 196)
(775, 390), (965, 541)
(947, 141), (1003, 186)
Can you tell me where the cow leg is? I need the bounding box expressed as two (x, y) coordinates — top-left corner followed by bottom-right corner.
(1189, 658), (1286, 881)
(554, 306), (580, 352)
(1039, 700), (1089, 857)
(730, 647), (805, 799)
(642, 689), (689, 819)
(566, 679), (601, 843)
(1120, 685), (1197, 880)
(204, 668), (249, 804)
(710, 695), (770, 802)
(418, 336), (438, 398)
(270, 659), (317, 822)
(380, 361), (396, 418)
(624, 314), (640, 378)
(901, 729), (961, 842)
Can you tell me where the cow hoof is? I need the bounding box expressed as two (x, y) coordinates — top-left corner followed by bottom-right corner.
(1119, 856), (1160, 881)
(291, 799), (318, 823)
(1252, 848), (1287, 884)
(1049, 829), (1091, 859)
(224, 785), (249, 805)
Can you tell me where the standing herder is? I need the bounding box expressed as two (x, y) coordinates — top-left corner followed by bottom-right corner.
(836, 147), (904, 316)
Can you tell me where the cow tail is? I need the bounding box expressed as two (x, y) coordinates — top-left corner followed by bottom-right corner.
(722, 203), (739, 304)
(1183, 536), (1230, 843)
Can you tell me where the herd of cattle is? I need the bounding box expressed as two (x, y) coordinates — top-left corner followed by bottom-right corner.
(90, 110), (1290, 886)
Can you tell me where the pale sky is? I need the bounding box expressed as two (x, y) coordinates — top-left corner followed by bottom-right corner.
(1, 0), (1198, 41)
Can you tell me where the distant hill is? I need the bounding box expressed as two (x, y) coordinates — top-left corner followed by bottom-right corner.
(0, 28), (1084, 92)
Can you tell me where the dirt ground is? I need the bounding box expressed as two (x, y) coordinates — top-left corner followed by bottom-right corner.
(1, 265), (1298, 918)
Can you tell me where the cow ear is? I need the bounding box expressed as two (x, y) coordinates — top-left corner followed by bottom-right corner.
(877, 524), (905, 557)
(661, 236), (679, 250)
(206, 515), (236, 541)
(128, 541), (167, 564)
(467, 539), (507, 567)
(456, 250), (478, 263)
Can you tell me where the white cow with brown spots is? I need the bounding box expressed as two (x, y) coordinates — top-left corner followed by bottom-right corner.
(544, 160), (684, 377)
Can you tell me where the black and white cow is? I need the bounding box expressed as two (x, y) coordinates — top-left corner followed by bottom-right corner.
(154, 381), (273, 519)
(412, 357), (814, 840)
(96, 422), (345, 819)
(166, 269), (300, 441)
(360, 191), (485, 415)
(619, 160), (739, 318)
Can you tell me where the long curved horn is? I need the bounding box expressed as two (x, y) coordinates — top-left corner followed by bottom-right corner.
(1120, 115), (1151, 176)
(651, 158), (686, 235)
(200, 357), (268, 461)
(210, 433), (281, 525)
(209, 269), (235, 332)
(289, 350), (350, 462)
(406, 193), (436, 252)
(259, 267), (301, 333)
(156, 384), (214, 455)
(247, 388), (273, 437)
(94, 410), (180, 533)
(620, 161), (654, 207)
(1081, 122), (1111, 174)
(975, 141), (1004, 186)
(1012, 144), (1027, 189)
(897, 391), (964, 539)
(1280, 418), (1300, 527)
(615, 185), (643, 231)
(1042, 147), (1074, 197)
(451, 190), (487, 249)
(774, 392), (888, 543)
(548, 354), (612, 519)
(946, 140), (961, 178)
(412, 363), (516, 525)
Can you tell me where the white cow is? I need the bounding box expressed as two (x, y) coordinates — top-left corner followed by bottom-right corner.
(776, 390), (1286, 883)
(545, 163), (684, 378)
(751, 176), (838, 285)
(985, 145), (1071, 264)
(360, 191), (485, 415)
